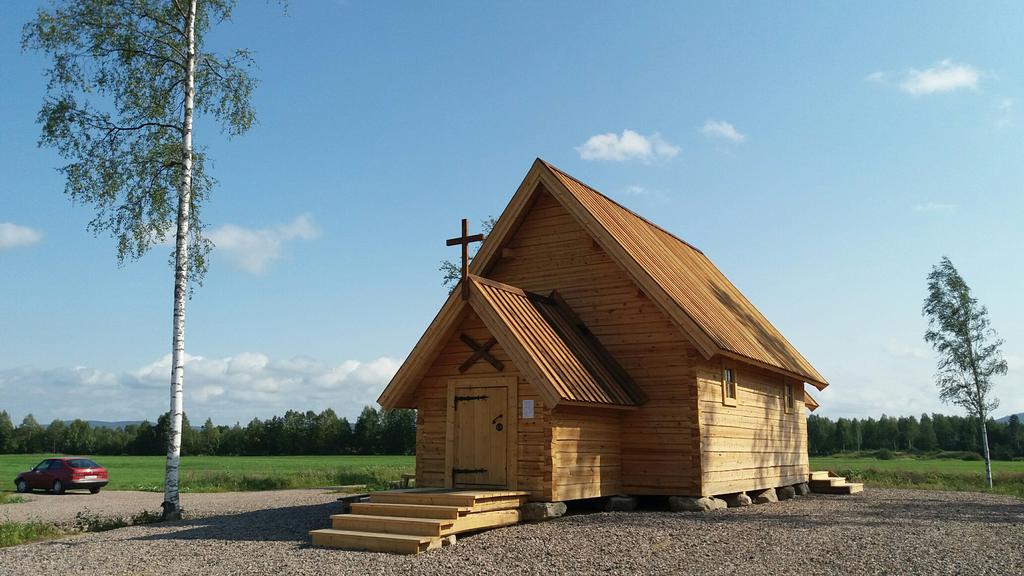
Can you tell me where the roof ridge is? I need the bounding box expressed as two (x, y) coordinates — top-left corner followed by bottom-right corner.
(538, 158), (706, 256)
(467, 274), (529, 297)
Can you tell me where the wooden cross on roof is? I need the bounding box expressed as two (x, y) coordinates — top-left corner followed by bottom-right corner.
(446, 218), (485, 299)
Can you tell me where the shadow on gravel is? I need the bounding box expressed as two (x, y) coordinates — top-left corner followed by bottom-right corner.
(670, 494), (1024, 530)
(128, 500), (345, 544)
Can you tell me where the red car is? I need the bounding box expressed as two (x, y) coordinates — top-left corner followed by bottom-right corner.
(14, 457), (109, 494)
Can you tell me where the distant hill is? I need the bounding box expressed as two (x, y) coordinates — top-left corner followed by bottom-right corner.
(63, 420), (144, 429)
(996, 413), (1023, 424)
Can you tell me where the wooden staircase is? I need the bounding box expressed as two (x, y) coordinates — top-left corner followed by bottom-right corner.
(809, 470), (864, 495)
(310, 489), (529, 554)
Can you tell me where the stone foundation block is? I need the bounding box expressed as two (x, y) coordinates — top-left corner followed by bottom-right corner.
(723, 493), (752, 508)
(776, 486), (796, 501)
(668, 496), (727, 512)
(794, 482), (811, 496)
(750, 488), (778, 504)
(521, 501), (568, 522)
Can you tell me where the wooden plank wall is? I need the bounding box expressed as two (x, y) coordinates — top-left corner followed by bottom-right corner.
(619, 343), (700, 496)
(550, 406), (622, 500)
(413, 309), (553, 498)
(696, 359), (809, 496)
(517, 377), (553, 500)
(488, 189), (701, 498)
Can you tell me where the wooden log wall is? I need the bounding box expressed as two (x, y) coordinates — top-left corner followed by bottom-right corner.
(550, 406), (622, 500)
(696, 359), (809, 496)
(488, 189), (701, 498)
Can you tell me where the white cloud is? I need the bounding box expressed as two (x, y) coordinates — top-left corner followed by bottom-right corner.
(701, 119), (746, 143)
(864, 71), (886, 83)
(0, 222), (43, 250)
(912, 202), (958, 214)
(577, 129), (679, 162)
(0, 352), (401, 425)
(899, 60), (981, 95)
(208, 214), (319, 274)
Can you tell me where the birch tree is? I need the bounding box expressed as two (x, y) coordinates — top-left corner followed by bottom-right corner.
(923, 256), (1007, 489)
(24, 0), (259, 519)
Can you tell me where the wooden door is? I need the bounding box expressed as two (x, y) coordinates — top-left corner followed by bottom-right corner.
(452, 384), (508, 487)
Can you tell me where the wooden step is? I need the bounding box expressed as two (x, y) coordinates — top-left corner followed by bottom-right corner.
(449, 509), (520, 534)
(813, 482), (864, 495)
(809, 470), (830, 481)
(810, 476), (847, 488)
(331, 514), (453, 537)
(309, 529), (440, 554)
(369, 489), (528, 511)
(349, 502), (469, 520)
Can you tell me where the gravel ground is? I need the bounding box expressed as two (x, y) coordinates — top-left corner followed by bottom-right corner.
(0, 489), (339, 527)
(1, 488), (1022, 575)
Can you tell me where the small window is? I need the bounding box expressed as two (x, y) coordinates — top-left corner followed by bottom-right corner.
(722, 367), (738, 406)
(784, 382), (795, 413)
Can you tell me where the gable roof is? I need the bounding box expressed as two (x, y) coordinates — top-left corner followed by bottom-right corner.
(379, 158), (827, 409)
(376, 274), (644, 410)
(469, 159), (827, 389)
(469, 276), (644, 408)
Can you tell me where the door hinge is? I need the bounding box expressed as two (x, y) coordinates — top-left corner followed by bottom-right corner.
(452, 468), (487, 475)
(454, 394), (488, 410)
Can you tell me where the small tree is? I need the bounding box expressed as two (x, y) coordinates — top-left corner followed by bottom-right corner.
(923, 256), (1007, 488)
(0, 412), (16, 454)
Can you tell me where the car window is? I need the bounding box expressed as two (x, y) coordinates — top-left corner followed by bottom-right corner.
(33, 461), (49, 471)
(47, 460), (63, 469)
(67, 459), (100, 469)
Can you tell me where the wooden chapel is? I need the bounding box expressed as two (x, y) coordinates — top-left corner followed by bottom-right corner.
(377, 158), (828, 503)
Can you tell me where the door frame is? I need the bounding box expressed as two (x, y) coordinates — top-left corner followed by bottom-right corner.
(444, 375), (518, 489)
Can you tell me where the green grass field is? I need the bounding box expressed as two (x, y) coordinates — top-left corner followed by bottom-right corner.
(0, 454), (415, 493)
(811, 455), (1024, 499)
(2, 453), (1021, 498)
(811, 455), (1024, 474)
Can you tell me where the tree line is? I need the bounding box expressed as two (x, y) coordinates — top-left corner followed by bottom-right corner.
(808, 413), (1024, 460)
(0, 406), (415, 457)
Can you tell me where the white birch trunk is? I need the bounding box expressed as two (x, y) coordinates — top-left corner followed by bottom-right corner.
(980, 418), (993, 489)
(163, 0), (197, 521)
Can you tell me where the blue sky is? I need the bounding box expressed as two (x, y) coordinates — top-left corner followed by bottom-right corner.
(1, 1), (1022, 425)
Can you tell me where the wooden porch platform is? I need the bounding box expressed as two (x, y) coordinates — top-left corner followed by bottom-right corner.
(310, 489), (529, 554)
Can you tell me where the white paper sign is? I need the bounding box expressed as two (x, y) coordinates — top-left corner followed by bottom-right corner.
(522, 399), (534, 419)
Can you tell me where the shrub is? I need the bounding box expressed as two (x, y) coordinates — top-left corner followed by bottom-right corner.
(934, 451), (984, 461)
(0, 521), (61, 548)
(876, 449), (894, 460)
(74, 509), (162, 533)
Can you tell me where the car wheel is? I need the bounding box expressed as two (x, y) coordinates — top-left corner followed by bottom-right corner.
(16, 479), (28, 493)
(52, 480), (65, 495)
(89, 487), (101, 494)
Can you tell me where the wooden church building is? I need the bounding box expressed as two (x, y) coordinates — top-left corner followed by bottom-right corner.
(378, 159), (827, 503)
